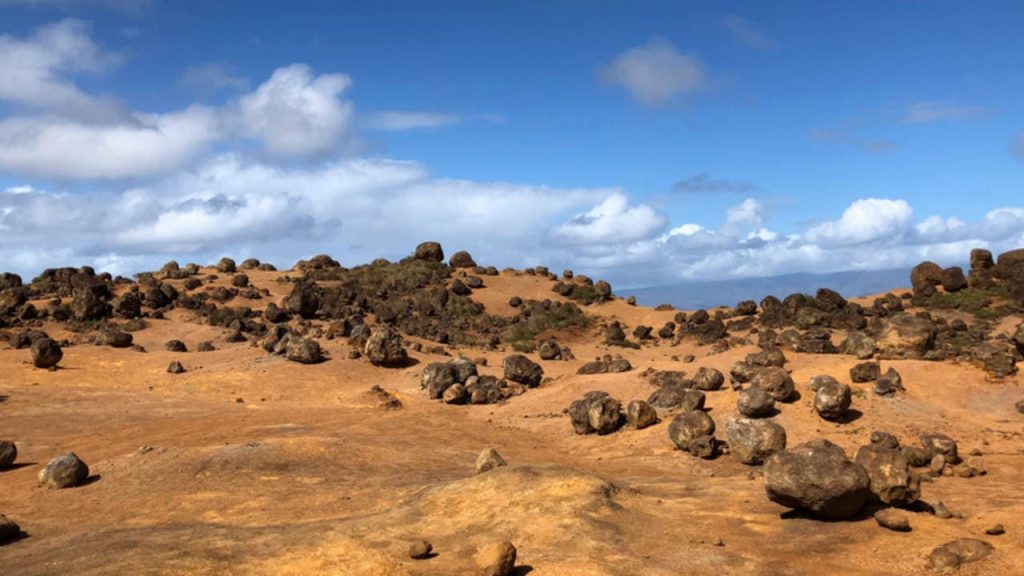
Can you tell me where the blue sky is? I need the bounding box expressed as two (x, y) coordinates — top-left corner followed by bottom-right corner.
(0, 0), (1022, 286)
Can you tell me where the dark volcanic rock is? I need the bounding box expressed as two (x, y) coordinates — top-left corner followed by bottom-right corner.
(763, 439), (871, 518)
(668, 410), (716, 458)
(503, 354), (543, 387)
(850, 361), (880, 383)
(31, 337), (63, 369)
(648, 385), (705, 411)
(724, 417), (786, 465)
(449, 250), (477, 268)
(569, 391), (622, 435)
(626, 400), (658, 429)
(814, 380), (852, 421)
(285, 336), (324, 364)
(364, 326), (407, 367)
(854, 444), (920, 506)
(414, 241), (444, 263)
(750, 367), (795, 402)
(282, 282), (320, 319)
(0, 513), (21, 543)
(928, 539), (994, 572)
(0, 440), (17, 468)
(737, 385), (775, 418)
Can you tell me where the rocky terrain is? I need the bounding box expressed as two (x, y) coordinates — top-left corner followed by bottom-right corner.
(0, 243), (1022, 575)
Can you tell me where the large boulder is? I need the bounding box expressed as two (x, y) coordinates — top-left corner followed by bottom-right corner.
(414, 241), (444, 263)
(854, 444), (920, 506)
(503, 354), (543, 388)
(876, 314), (937, 360)
(724, 417), (786, 465)
(363, 326), (408, 367)
(449, 250), (477, 268)
(927, 539), (994, 572)
(750, 367), (795, 402)
(648, 385), (705, 411)
(38, 452), (90, 489)
(910, 261), (943, 289)
(737, 385), (775, 417)
(626, 400), (658, 429)
(284, 336), (324, 364)
(941, 266), (967, 292)
(693, 367), (725, 391)
(31, 337), (63, 369)
(667, 411), (716, 458)
(422, 363), (458, 399)
(763, 439), (871, 518)
(282, 282), (319, 319)
(569, 391), (622, 435)
(813, 380), (852, 421)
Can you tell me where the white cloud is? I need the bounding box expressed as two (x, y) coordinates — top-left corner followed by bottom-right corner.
(0, 19), (125, 122)
(0, 106), (221, 179)
(903, 101), (986, 124)
(365, 111), (461, 131)
(552, 193), (667, 245)
(598, 37), (706, 105)
(805, 198), (913, 246)
(235, 64), (354, 158)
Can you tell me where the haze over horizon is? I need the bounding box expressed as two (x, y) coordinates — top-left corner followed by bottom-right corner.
(1, 0), (1023, 288)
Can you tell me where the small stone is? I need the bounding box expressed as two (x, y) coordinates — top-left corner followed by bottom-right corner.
(873, 509), (911, 532)
(985, 524), (1005, 536)
(167, 360), (186, 374)
(0, 440), (17, 468)
(475, 447), (507, 474)
(0, 514), (21, 543)
(932, 501), (953, 519)
(408, 540), (433, 559)
(474, 541), (517, 576)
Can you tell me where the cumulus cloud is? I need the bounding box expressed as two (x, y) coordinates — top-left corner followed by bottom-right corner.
(235, 64), (355, 158)
(805, 198), (913, 246)
(0, 107), (221, 179)
(365, 111), (461, 131)
(598, 37), (706, 105)
(0, 19), (126, 121)
(903, 101), (986, 124)
(552, 193), (667, 245)
(719, 15), (778, 50)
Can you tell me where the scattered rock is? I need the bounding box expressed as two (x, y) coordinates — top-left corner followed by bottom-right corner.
(30, 337), (63, 369)
(0, 514), (21, 544)
(737, 386), (775, 418)
(985, 524), (1005, 536)
(474, 541), (517, 576)
(626, 400), (658, 429)
(850, 361), (880, 383)
(285, 336), (324, 364)
(668, 410), (716, 458)
(38, 452), (90, 489)
(503, 354), (543, 387)
(763, 439), (871, 518)
(921, 433), (959, 463)
(165, 339), (187, 352)
(414, 241), (444, 263)
(750, 367), (795, 402)
(874, 367), (904, 396)
(927, 539), (993, 572)
(693, 367), (725, 391)
(449, 250), (477, 268)
(408, 539), (433, 560)
(724, 417), (787, 465)
(874, 509), (911, 532)
(364, 326), (408, 367)
(648, 385), (705, 412)
(167, 360), (186, 374)
(855, 444), (920, 506)
(282, 282), (320, 319)
(476, 447), (507, 474)
(0, 440), (16, 468)
(814, 380), (852, 421)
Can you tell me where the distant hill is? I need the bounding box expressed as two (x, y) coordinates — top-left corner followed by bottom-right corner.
(623, 268), (915, 310)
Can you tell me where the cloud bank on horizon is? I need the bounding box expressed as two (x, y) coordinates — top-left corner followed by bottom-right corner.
(1, 13), (1023, 288)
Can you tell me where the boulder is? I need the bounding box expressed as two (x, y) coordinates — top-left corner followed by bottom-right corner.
(216, 257), (237, 273)
(693, 367), (725, 391)
(941, 267), (967, 292)
(840, 331), (876, 359)
(910, 261), (943, 289)
(874, 509), (911, 532)
(364, 326), (408, 367)
(285, 336), (324, 364)
(282, 282), (319, 319)
(668, 411), (716, 458)
(167, 360), (185, 374)
(737, 385), (775, 417)
(475, 447), (507, 474)
(814, 381), (852, 421)
(97, 328), (133, 348)
(422, 363), (458, 399)
(414, 241), (444, 262)
(474, 541), (517, 576)
(569, 392), (619, 435)
(626, 400), (658, 429)
(927, 539), (994, 572)
(586, 396), (623, 435)
(408, 540), (433, 560)
(724, 417), (786, 465)
(38, 452), (90, 489)
(503, 354), (543, 387)
(0, 440), (17, 468)
(763, 439), (871, 518)
(876, 314), (937, 360)
(854, 444), (920, 506)
(0, 513), (21, 543)
(449, 250), (477, 268)
(442, 383), (467, 404)
(874, 367), (904, 396)
(648, 385), (705, 411)
(850, 361), (880, 383)
(750, 367), (795, 402)
(921, 433), (959, 463)
(31, 337), (63, 369)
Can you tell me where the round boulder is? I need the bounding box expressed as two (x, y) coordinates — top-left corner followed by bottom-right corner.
(737, 385), (775, 418)
(31, 337), (63, 369)
(668, 410), (716, 457)
(38, 452), (90, 489)
(763, 439), (871, 518)
(724, 417), (786, 465)
(414, 241), (444, 263)
(814, 381), (852, 421)
(364, 326), (408, 367)
(0, 440), (17, 468)
(449, 250), (477, 268)
(503, 354), (543, 388)
(626, 400), (658, 429)
(751, 367), (795, 402)
(693, 367), (725, 391)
